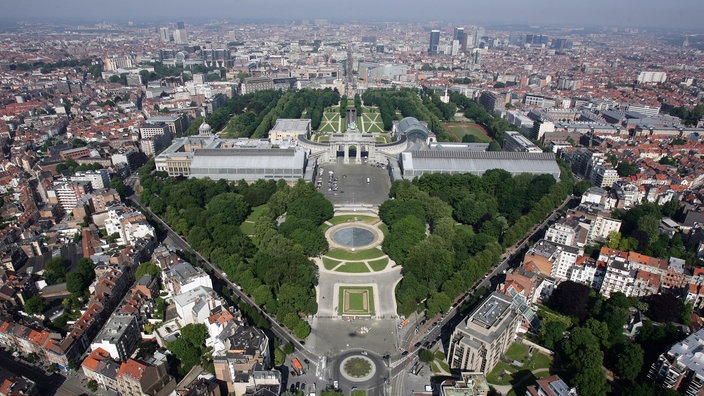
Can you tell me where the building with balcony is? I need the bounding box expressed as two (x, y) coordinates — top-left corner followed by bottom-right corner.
(447, 292), (520, 375)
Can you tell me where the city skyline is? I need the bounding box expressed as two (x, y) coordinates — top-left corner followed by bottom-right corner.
(2, 0), (704, 30)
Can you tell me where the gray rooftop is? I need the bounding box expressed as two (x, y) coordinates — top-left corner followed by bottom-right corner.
(271, 118), (311, 132)
(190, 148), (306, 173)
(471, 294), (512, 329)
(93, 313), (137, 343)
(667, 329), (704, 379)
(401, 150), (561, 179)
(171, 262), (206, 284)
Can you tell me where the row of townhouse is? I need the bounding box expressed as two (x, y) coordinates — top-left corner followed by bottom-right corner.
(81, 347), (176, 396)
(0, 264), (132, 371)
(519, 240), (691, 300)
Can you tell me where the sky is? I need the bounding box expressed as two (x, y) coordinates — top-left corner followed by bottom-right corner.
(2, 0), (703, 30)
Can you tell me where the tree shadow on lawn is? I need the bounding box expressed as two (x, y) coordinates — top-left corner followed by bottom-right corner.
(510, 370), (537, 395)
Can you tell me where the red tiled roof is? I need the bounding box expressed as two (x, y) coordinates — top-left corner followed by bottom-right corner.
(117, 359), (147, 381)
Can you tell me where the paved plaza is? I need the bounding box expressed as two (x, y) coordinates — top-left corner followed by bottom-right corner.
(317, 161), (391, 206)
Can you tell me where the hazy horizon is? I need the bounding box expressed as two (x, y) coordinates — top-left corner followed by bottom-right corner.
(1, 0), (703, 31)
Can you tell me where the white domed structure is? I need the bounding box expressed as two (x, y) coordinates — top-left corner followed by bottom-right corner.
(198, 122), (212, 135)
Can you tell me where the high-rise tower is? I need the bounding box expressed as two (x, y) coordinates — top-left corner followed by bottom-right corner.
(428, 30), (440, 55)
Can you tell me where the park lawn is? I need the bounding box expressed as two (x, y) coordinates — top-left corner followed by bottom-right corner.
(351, 391), (366, 396)
(240, 222), (255, 235)
(367, 258), (389, 271)
(506, 343), (529, 361)
(326, 248), (385, 260)
(526, 351), (552, 371)
(337, 262), (370, 273)
(323, 257), (342, 270)
(375, 136), (388, 143)
(447, 123), (491, 143)
(240, 205), (266, 235)
(339, 286), (375, 315)
(328, 215), (378, 225)
(318, 123), (337, 133)
(505, 342), (552, 371)
(487, 361), (515, 385)
(366, 123), (384, 133)
(348, 290), (367, 308)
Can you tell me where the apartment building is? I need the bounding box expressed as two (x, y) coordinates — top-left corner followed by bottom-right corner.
(649, 329), (704, 395)
(448, 292), (520, 375)
(90, 313), (140, 362)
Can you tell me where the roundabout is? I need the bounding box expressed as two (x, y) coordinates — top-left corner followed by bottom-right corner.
(332, 350), (388, 395)
(340, 355), (377, 382)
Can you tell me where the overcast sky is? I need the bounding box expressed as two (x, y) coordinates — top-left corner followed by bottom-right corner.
(3, 0), (703, 30)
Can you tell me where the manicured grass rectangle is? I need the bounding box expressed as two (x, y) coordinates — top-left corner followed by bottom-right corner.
(339, 286), (374, 316)
(318, 124), (337, 133)
(447, 123), (491, 143)
(326, 248), (385, 260)
(337, 262), (370, 273)
(367, 258), (388, 271)
(323, 257), (342, 270)
(328, 215), (377, 225)
(506, 343), (529, 361)
(351, 391), (366, 396)
(526, 352), (552, 371)
(348, 291), (366, 308)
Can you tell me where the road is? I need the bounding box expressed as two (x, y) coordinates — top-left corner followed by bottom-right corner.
(0, 350), (66, 394)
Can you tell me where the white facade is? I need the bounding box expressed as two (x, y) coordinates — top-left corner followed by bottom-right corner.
(637, 71), (667, 84)
(71, 169), (111, 190)
(568, 262), (598, 287)
(545, 223), (577, 247)
(104, 206), (154, 246)
(587, 216), (622, 244)
(167, 262), (213, 296)
(551, 248), (580, 281)
(599, 259), (634, 297)
(173, 286), (222, 324)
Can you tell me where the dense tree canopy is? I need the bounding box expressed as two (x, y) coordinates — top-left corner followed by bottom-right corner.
(24, 296), (47, 315)
(135, 261), (161, 280)
(166, 323), (209, 376)
(385, 162), (572, 316)
(44, 258), (68, 285)
(139, 167), (325, 338)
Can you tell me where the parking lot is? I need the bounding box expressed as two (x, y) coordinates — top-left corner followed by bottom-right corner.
(316, 160), (392, 206)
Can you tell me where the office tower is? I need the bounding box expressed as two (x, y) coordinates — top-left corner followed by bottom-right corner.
(159, 27), (170, 43)
(454, 27), (466, 54)
(454, 27), (465, 42)
(428, 30), (440, 55)
(173, 22), (187, 45)
(474, 27), (485, 47)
